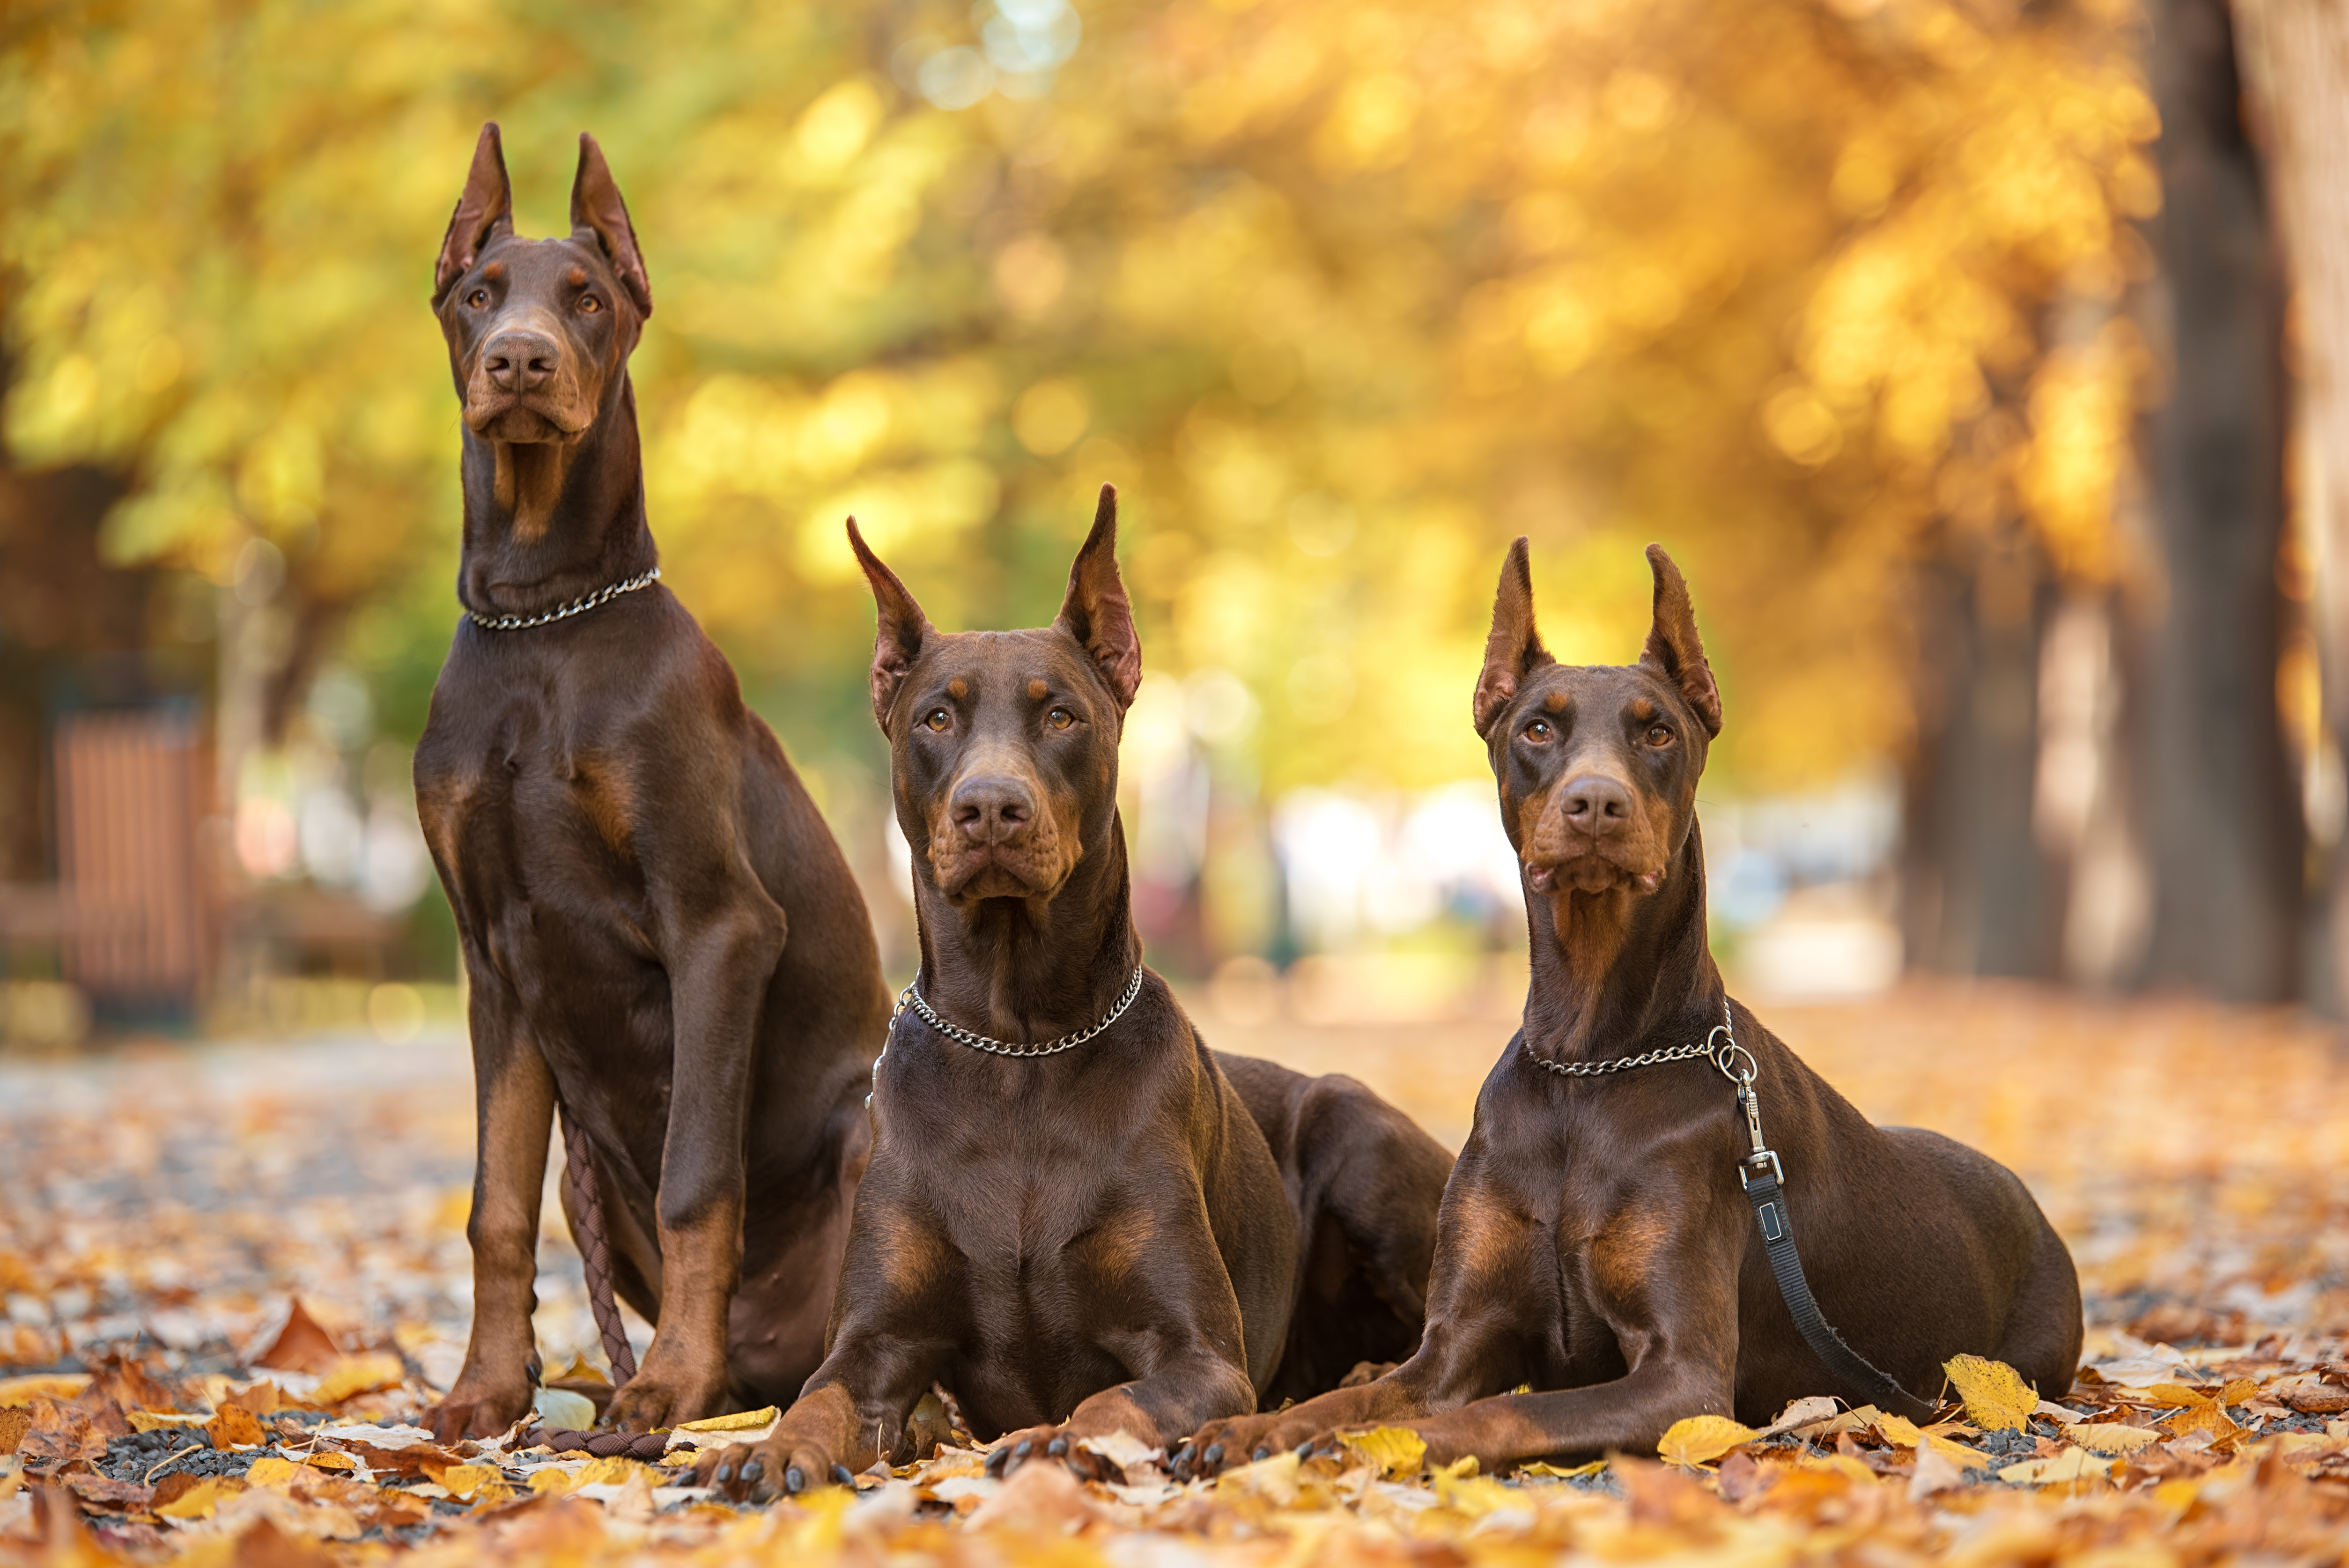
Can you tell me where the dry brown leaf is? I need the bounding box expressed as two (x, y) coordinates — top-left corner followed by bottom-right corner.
(207, 1403), (267, 1450)
(250, 1299), (346, 1376)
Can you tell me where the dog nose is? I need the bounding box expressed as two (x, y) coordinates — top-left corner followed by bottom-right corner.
(950, 775), (1036, 843)
(1560, 775), (1633, 832)
(483, 330), (560, 393)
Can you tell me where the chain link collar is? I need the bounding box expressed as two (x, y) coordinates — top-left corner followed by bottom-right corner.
(465, 565), (661, 631)
(896, 964), (1146, 1058)
(1523, 999), (1752, 1085)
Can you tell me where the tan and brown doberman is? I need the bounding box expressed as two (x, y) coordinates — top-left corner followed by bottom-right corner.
(1182, 540), (2082, 1474)
(696, 488), (1454, 1499)
(414, 125), (892, 1438)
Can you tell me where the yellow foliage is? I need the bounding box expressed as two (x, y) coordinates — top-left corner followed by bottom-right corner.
(1337, 1425), (1427, 1479)
(1944, 1354), (2038, 1432)
(677, 1405), (780, 1433)
(1656, 1414), (1758, 1467)
(310, 1354), (404, 1406)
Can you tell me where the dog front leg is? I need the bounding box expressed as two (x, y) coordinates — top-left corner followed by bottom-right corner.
(606, 903), (785, 1431)
(426, 979), (555, 1441)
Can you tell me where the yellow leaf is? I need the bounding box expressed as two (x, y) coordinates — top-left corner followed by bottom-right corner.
(438, 1463), (504, 1499)
(574, 1455), (658, 1487)
(312, 1354), (405, 1405)
(1433, 1457), (1515, 1517)
(1656, 1414), (1758, 1467)
(2217, 1378), (2259, 1407)
(2146, 1383), (2211, 1408)
(0, 1374), (89, 1407)
(156, 1478), (224, 1519)
(1944, 1355), (2037, 1432)
(124, 1410), (208, 1433)
(1519, 1460), (1606, 1480)
(527, 1469), (577, 1495)
(1337, 1426), (1427, 1479)
(1874, 1413), (1925, 1446)
(2161, 1401), (2241, 1444)
(204, 1404), (266, 1450)
(304, 1451), (356, 1471)
(657, 1449), (700, 1467)
(1214, 1450), (1300, 1505)
(2064, 1422), (2161, 1455)
(1997, 1448), (2112, 1486)
(244, 1457), (299, 1487)
(676, 1405), (780, 1432)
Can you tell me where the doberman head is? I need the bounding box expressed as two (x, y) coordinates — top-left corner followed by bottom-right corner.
(848, 485), (1142, 1031)
(431, 124), (654, 605)
(1473, 540), (1723, 1049)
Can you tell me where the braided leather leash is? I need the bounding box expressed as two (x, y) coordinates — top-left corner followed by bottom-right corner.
(558, 1106), (638, 1385)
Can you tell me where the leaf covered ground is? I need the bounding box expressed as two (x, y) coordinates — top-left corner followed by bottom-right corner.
(2, 981), (2347, 1566)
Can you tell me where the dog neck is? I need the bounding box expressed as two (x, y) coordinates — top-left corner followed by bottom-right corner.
(456, 374), (657, 620)
(911, 812), (1145, 1047)
(1520, 820), (1726, 1066)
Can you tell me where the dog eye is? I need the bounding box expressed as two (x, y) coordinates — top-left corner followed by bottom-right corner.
(1046, 707), (1074, 731)
(923, 708), (952, 732)
(1647, 724), (1674, 747)
(465, 289), (488, 309)
(578, 295), (601, 314)
(1523, 719), (1552, 742)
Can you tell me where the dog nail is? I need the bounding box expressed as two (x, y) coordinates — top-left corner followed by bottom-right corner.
(1047, 1437), (1067, 1457)
(1253, 1445), (1270, 1462)
(784, 1465), (805, 1494)
(832, 1464), (856, 1487)
(714, 1464), (733, 1483)
(1203, 1443), (1223, 1466)
(742, 1459), (763, 1483)
(1173, 1443), (1195, 1465)
(1296, 1441), (1314, 1459)
(1015, 1438), (1034, 1457)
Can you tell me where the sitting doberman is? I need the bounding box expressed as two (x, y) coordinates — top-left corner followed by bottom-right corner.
(695, 488), (1453, 1499)
(414, 126), (892, 1437)
(1182, 541), (2082, 1474)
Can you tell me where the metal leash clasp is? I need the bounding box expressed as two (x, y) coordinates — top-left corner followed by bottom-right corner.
(1707, 1002), (1782, 1188)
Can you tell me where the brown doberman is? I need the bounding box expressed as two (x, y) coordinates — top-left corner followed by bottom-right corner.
(413, 125), (892, 1438)
(694, 488), (1453, 1499)
(1182, 540), (2082, 1474)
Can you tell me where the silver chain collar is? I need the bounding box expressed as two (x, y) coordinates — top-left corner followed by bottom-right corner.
(896, 964), (1147, 1059)
(465, 565), (662, 632)
(1523, 999), (1753, 1085)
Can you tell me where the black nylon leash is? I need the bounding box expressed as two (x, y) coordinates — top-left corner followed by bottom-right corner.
(1528, 1000), (1937, 1422)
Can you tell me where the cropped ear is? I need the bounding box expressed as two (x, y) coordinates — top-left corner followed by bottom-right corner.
(847, 518), (932, 732)
(570, 132), (653, 317)
(434, 124), (513, 306)
(1640, 544), (1722, 737)
(1053, 484), (1142, 710)
(1473, 538), (1553, 740)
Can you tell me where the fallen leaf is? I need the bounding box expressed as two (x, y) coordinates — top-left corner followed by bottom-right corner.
(0, 1375), (90, 1407)
(531, 1388), (597, 1430)
(438, 1463), (504, 1499)
(675, 1405), (779, 1432)
(1215, 1450), (1300, 1505)
(1758, 1395), (1840, 1436)
(126, 1410), (209, 1434)
(1519, 1459), (1606, 1479)
(157, 1476), (247, 1519)
(528, 1469), (576, 1495)
(1657, 1414), (1758, 1467)
(1908, 1440), (1973, 1498)
(207, 1403), (267, 1450)
(246, 1457), (301, 1487)
(63, 1472), (154, 1510)
(1944, 1354), (2037, 1432)
(572, 1455), (658, 1488)
(1998, 1448), (2112, 1486)
(310, 1355), (404, 1406)
(1433, 1456), (1516, 1516)
(302, 1451), (355, 1472)
(0, 1407), (27, 1455)
(251, 1300), (344, 1376)
(1339, 1425), (1428, 1479)
(2064, 1422), (2162, 1455)
(227, 1516), (337, 1568)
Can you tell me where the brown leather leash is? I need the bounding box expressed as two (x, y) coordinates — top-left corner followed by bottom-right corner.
(558, 1105), (638, 1384)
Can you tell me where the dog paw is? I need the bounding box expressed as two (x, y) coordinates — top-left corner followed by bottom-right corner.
(1172, 1412), (1320, 1479)
(689, 1435), (856, 1504)
(984, 1424), (1124, 1484)
(604, 1366), (728, 1434)
(421, 1380), (534, 1442)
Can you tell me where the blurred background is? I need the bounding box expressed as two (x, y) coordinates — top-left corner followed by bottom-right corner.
(2, 0), (2345, 1047)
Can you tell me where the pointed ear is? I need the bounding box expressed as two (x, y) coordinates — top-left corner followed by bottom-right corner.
(1473, 538), (1553, 739)
(434, 123), (513, 306)
(570, 132), (653, 317)
(1640, 544), (1722, 737)
(1053, 484), (1142, 710)
(847, 518), (931, 732)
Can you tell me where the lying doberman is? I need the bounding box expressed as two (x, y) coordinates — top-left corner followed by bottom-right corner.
(695, 488), (1452, 1499)
(414, 125), (892, 1438)
(1183, 541), (2082, 1473)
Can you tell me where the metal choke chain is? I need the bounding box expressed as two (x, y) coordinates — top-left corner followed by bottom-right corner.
(900, 964), (1146, 1058)
(1525, 999), (1750, 1085)
(466, 566), (661, 631)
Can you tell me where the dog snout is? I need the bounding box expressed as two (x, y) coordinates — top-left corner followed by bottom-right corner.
(1560, 774), (1633, 834)
(950, 774), (1037, 844)
(483, 330), (560, 394)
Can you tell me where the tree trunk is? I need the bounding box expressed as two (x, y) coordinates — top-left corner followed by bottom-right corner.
(2133, 0), (2300, 1001)
(2230, 0), (2349, 1011)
